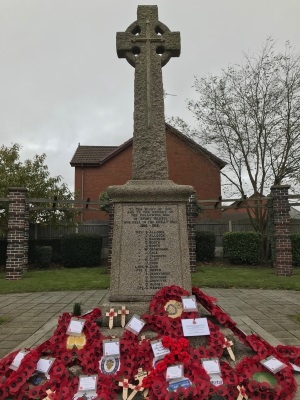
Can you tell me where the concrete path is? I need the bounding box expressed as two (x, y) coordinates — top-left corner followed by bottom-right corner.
(0, 288), (300, 357)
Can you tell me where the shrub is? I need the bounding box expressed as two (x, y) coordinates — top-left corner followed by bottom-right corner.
(34, 246), (52, 268)
(0, 240), (7, 265)
(61, 234), (102, 268)
(195, 231), (215, 261)
(29, 239), (61, 263)
(223, 231), (261, 264)
(291, 234), (300, 266)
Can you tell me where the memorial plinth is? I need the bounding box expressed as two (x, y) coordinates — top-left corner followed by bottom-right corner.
(106, 5), (194, 308)
(108, 180), (193, 302)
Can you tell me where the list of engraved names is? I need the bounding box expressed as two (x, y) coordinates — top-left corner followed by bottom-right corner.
(121, 204), (180, 291)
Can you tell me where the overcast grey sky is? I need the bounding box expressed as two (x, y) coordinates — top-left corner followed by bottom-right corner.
(1, 0), (300, 193)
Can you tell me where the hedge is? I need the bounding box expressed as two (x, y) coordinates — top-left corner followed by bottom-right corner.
(223, 231), (261, 264)
(34, 246), (52, 268)
(195, 231), (215, 262)
(61, 233), (102, 268)
(0, 240), (7, 265)
(291, 234), (300, 266)
(28, 239), (61, 263)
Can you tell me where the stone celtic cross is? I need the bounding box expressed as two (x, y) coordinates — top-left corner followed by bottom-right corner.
(116, 5), (180, 180)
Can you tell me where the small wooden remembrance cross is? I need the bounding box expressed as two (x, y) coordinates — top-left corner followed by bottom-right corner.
(134, 367), (148, 384)
(128, 382), (145, 400)
(116, 5), (180, 180)
(119, 378), (130, 400)
(43, 389), (54, 400)
(223, 337), (235, 361)
(237, 385), (248, 400)
(106, 308), (117, 329)
(134, 368), (148, 398)
(118, 305), (129, 327)
(139, 334), (146, 344)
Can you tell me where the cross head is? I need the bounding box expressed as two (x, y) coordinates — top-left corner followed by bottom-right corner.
(116, 5), (180, 68)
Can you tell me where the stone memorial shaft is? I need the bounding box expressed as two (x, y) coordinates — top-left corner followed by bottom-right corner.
(107, 5), (193, 302)
(116, 5), (180, 180)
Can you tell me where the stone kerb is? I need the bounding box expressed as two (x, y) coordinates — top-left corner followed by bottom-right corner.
(270, 184), (292, 276)
(6, 187), (28, 280)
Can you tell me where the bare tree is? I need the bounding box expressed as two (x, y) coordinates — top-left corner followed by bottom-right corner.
(170, 39), (300, 256)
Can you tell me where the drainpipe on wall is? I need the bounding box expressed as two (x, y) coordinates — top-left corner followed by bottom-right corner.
(81, 164), (84, 223)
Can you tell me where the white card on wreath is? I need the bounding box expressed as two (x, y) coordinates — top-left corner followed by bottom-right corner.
(103, 339), (120, 357)
(151, 339), (170, 359)
(81, 309), (94, 316)
(261, 356), (287, 374)
(166, 364), (184, 381)
(36, 358), (55, 374)
(201, 358), (223, 386)
(73, 391), (98, 400)
(67, 318), (85, 336)
(201, 358), (221, 375)
(10, 350), (28, 370)
(181, 296), (198, 312)
(290, 363), (300, 372)
(78, 375), (97, 391)
(125, 314), (145, 335)
(181, 318), (210, 337)
(209, 374), (223, 386)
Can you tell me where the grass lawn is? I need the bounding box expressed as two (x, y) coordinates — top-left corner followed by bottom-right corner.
(193, 264), (300, 290)
(0, 267), (110, 294)
(0, 264), (299, 294)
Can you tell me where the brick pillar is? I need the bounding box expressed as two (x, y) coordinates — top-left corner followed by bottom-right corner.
(107, 201), (114, 273)
(187, 192), (197, 272)
(270, 185), (292, 276)
(23, 204), (29, 272)
(6, 187), (28, 280)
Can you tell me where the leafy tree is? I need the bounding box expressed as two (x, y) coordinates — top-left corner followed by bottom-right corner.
(170, 39), (300, 258)
(99, 190), (111, 213)
(0, 143), (74, 232)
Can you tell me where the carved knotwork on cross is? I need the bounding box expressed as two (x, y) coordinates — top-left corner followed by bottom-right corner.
(118, 305), (129, 327)
(106, 308), (117, 329)
(119, 378), (130, 400)
(116, 5), (180, 180)
(223, 337), (235, 361)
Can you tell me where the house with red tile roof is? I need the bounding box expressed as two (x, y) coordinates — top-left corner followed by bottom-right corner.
(70, 123), (226, 222)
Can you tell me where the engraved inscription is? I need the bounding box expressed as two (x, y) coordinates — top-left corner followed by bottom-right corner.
(120, 204), (181, 292)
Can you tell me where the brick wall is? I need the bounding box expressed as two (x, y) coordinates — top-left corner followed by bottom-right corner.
(166, 131), (222, 221)
(6, 187), (27, 280)
(74, 127), (223, 222)
(270, 185), (292, 276)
